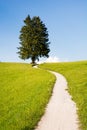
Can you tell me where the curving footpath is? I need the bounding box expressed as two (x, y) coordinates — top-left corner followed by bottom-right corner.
(35, 71), (79, 130)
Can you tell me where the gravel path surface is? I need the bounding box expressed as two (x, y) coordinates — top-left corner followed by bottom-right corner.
(35, 71), (79, 130)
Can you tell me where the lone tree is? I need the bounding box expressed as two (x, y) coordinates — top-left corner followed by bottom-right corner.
(17, 15), (50, 65)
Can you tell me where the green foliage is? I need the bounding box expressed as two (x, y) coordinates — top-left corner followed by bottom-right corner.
(17, 15), (50, 65)
(0, 63), (55, 130)
(39, 61), (87, 130)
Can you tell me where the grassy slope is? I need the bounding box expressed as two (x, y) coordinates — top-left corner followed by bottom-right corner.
(39, 61), (87, 130)
(0, 63), (55, 130)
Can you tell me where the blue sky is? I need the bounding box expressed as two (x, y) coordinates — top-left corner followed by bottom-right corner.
(0, 0), (87, 62)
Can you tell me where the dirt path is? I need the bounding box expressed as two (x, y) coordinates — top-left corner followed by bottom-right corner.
(35, 71), (79, 130)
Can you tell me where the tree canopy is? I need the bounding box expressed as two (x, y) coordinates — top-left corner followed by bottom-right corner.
(17, 15), (50, 65)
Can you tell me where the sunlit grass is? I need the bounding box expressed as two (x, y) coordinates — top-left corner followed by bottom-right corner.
(39, 61), (87, 130)
(0, 63), (55, 130)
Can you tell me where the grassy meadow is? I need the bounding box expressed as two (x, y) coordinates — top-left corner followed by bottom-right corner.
(0, 63), (55, 130)
(39, 61), (87, 130)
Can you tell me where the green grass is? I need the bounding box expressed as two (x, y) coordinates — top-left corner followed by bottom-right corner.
(0, 62), (55, 130)
(39, 61), (87, 130)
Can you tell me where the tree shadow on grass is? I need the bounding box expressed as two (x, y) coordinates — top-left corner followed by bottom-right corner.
(21, 126), (34, 130)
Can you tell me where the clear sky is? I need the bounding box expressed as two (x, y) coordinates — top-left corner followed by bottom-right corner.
(0, 0), (87, 62)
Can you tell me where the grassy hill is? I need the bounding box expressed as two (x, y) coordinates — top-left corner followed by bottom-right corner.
(0, 61), (87, 130)
(0, 63), (55, 130)
(39, 61), (87, 130)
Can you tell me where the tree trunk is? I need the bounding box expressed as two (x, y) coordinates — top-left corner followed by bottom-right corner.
(31, 56), (36, 66)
